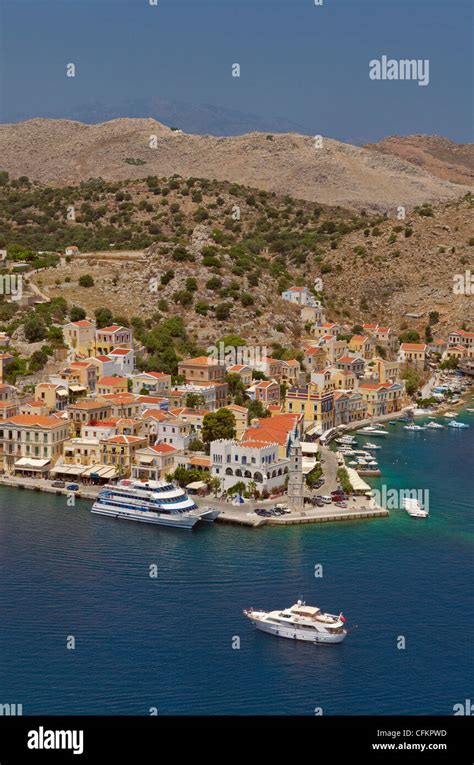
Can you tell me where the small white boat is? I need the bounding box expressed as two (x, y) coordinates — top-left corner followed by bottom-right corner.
(402, 498), (429, 519)
(443, 411), (457, 417)
(363, 442), (382, 450)
(404, 424), (426, 431)
(447, 420), (470, 429)
(360, 426), (387, 436)
(466, 408), (474, 413)
(244, 599), (347, 644)
(426, 421), (445, 429)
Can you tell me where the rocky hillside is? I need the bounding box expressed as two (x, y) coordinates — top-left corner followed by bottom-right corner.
(0, 119), (471, 213)
(366, 135), (474, 187)
(1, 173), (470, 343)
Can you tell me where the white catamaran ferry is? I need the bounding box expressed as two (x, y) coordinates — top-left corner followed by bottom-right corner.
(243, 600), (348, 644)
(91, 479), (219, 529)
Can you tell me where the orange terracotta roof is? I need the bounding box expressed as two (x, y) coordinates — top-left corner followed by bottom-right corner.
(98, 325), (125, 333)
(69, 320), (94, 328)
(109, 348), (133, 356)
(188, 456), (210, 466)
(99, 393), (137, 403)
(179, 355), (221, 366)
(4, 414), (64, 428)
(105, 435), (145, 445)
(136, 370), (169, 378)
(400, 343), (427, 351)
(69, 400), (111, 410)
(142, 409), (172, 421)
(98, 376), (127, 386)
(149, 443), (177, 454)
(136, 395), (168, 403)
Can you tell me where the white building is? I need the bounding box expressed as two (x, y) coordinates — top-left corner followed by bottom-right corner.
(210, 438), (290, 493)
(108, 348), (135, 375)
(281, 286), (319, 307)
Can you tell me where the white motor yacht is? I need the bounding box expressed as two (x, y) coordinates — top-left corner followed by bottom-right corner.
(244, 600), (347, 644)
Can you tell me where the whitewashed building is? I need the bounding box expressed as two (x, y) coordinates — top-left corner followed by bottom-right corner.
(210, 438), (290, 493)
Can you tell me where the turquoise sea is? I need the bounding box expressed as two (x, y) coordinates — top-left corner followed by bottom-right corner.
(0, 409), (472, 715)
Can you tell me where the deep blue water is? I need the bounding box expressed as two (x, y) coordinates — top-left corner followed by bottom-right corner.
(0, 411), (472, 715)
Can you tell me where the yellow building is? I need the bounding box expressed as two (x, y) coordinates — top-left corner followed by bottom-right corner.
(358, 382), (405, 417)
(0, 414), (69, 474)
(63, 320), (96, 357)
(35, 382), (69, 412)
(223, 404), (248, 440)
(97, 376), (129, 396)
(132, 443), (179, 482)
(62, 437), (101, 467)
(100, 434), (148, 477)
(284, 384), (335, 431)
(227, 365), (253, 387)
(372, 357), (401, 384)
(67, 400), (113, 437)
(348, 335), (375, 360)
(95, 325), (133, 356)
(397, 343), (427, 370)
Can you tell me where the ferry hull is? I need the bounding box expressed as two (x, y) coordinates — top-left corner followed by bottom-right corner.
(91, 502), (200, 528)
(246, 614), (347, 644)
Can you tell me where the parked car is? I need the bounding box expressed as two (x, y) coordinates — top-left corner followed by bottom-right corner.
(51, 480), (66, 488)
(314, 499), (325, 507)
(320, 496), (332, 504)
(67, 483), (79, 491)
(313, 479), (324, 489)
(335, 502), (348, 508)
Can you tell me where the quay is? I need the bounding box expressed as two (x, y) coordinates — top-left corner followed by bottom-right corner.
(0, 476), (388, 528)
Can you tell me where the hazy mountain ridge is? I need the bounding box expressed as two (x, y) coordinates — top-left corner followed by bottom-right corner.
(0, 119), (471, 213)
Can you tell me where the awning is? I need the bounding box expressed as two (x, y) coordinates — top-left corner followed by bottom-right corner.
(300, 441), (319, 454)
(186, 480), (207, 490)
(57, 389), (68, 397)
(136, 456), (154, 464)
(81, 464), (117, 478)
(50, 464), (85, 476)
(302, 457), (318, 475)
(15, 457), (50, 469)
(346, 467), (371, 493)
(69, 385), (87, 393)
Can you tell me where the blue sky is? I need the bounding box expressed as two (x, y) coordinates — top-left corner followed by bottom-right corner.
(0, 0), (472, 142)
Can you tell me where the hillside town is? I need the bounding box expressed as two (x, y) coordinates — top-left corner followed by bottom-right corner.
(0, 277), (471, 521)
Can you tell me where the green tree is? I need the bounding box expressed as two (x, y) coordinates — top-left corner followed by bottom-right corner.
(24, 317), (47, 343)
(95, 307), (114, 328)
(185, 393), (205, 409)
(215, 303), (231, 321)
(225, 372), (246, 401)
(79, 274), (94, 288)
(70, 305), (86, 322)
(399, 329), (420, 344)
(202, 409), (236, 449)
(246, 399), (270, 423)
(401, 367), (422, 397)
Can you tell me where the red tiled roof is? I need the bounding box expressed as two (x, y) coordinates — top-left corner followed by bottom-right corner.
(98, 376), (127, 386)
(149, 443), (177, 454)
(400, 343), (427, 351)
